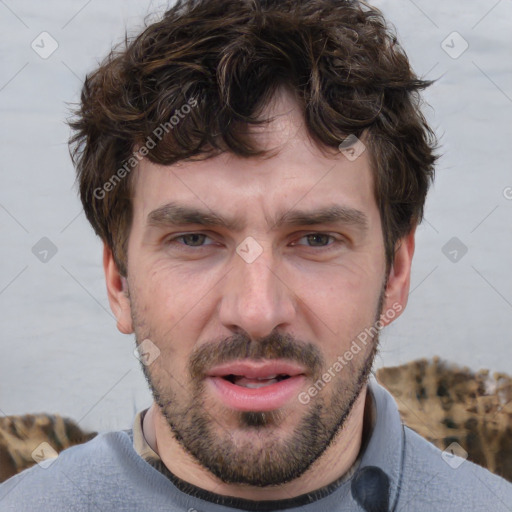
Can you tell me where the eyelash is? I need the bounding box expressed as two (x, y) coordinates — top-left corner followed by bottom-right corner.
(166, 232), (341, 250)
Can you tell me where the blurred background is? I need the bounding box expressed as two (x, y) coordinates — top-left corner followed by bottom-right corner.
(0, 0), (511, 434)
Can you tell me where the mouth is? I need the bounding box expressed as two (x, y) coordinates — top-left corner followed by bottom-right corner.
(205, 360), (307, 411)
(222, 373), (291, 388)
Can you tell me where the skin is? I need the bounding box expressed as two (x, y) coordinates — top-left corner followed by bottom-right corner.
(104, 89), (415, 501)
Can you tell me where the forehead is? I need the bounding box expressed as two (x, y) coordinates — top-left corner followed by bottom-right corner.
(131, 91), (377, 227)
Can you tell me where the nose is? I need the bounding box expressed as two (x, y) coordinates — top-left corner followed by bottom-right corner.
(218, 244), (297, 340)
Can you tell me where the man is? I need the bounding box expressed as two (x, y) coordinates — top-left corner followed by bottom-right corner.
(1, 0), (511, 510)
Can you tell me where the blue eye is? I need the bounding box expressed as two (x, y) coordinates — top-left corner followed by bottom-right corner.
(170, 233), (213, 246)
(166, 232), (341, 251)
(295, 233), (336, 247)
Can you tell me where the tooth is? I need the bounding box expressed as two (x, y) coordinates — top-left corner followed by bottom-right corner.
(256, 374), (277, 380)
(243, 379), (278, 388)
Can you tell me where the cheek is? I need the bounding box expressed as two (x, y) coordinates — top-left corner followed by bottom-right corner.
(130, 258), (220, 342)
(289, 258), (383, 327)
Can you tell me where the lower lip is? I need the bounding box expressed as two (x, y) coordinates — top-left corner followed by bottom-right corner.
(207, 376), (306, 411)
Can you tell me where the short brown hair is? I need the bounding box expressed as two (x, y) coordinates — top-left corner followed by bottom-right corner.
(69, 0), (437, 276)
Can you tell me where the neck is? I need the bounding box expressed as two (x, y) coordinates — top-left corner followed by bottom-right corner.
(143, 385), (370, 501)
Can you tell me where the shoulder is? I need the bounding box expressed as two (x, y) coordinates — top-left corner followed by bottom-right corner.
(366, 379), (512, 511)
(0, 430), (171, 511)
(399, 425), (512, 511)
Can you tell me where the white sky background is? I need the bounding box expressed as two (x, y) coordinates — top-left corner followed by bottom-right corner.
(0, 0), (511, 433)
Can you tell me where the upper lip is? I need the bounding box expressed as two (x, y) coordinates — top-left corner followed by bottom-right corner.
(206, 360), (307, 379)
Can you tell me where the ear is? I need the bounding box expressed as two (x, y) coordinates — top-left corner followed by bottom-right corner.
(380, 226), (416, 327)
(103, 244), (133, 334)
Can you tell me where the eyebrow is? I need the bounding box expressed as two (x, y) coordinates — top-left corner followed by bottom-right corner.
(146, 201), (368, 233)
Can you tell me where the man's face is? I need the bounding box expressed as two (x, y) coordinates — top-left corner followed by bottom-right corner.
(117, 92), (398, 486)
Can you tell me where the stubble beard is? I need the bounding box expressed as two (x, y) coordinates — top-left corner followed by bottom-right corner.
(133, 291), (384, 487)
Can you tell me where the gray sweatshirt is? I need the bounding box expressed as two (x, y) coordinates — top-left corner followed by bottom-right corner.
(1, 378), (511, 511)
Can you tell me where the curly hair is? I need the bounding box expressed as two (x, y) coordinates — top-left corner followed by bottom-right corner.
(69, 0), (438, 276)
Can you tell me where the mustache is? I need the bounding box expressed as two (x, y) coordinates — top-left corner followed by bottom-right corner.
(189, 330), (325, 380)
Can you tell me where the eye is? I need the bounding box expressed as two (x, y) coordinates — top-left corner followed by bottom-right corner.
(167, 233), (215, 247)
(292, 233), (339, 248)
